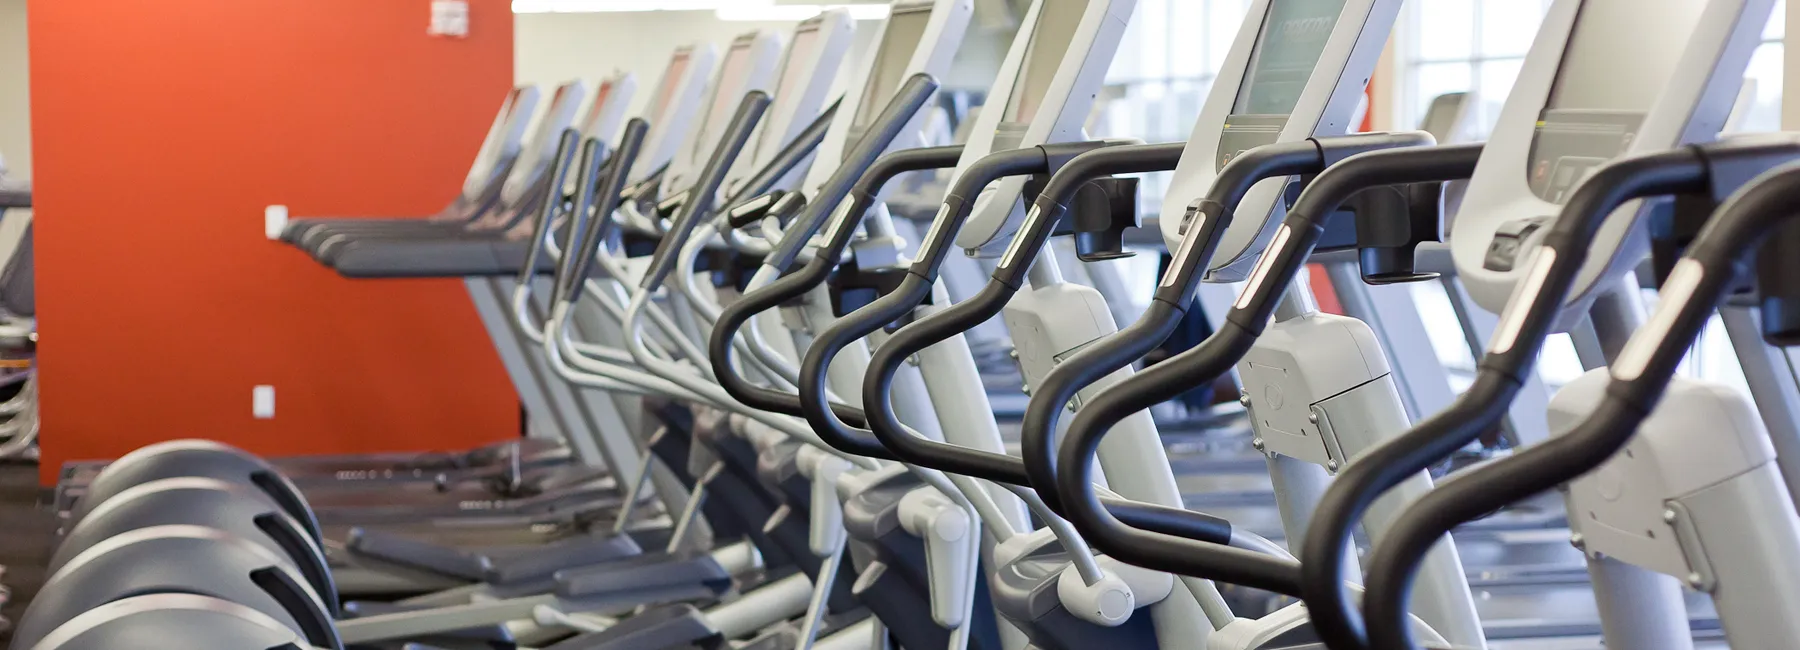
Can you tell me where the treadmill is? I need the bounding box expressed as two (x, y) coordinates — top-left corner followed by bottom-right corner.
(53, 83), (638, 525)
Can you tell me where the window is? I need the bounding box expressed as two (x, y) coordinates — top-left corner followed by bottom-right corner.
(1737, 2), (1786, 132)
(1099, 0), (1252, 141)
(1094, 0), (1254, 216)
(1397, 0), (1786, 135)
(1396, 0), (1556, 137)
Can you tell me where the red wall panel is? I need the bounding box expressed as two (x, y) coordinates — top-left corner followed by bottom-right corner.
(29, 0), (521, 483)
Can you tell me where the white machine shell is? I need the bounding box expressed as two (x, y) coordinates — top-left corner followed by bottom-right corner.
(1156, 0), (1399, 280)
(1449, 0), (1771, 324)
(798, 0), (974, 196)
(580, 72), (638, 145)
(638, 44), (720, 185)
(1237, 311), (1386, 467)
(952, 0), (1138, 252)
(734, 10), (856, 193)
(665, 30), (784, 197)
(1553, 372), (1777, 585)
(1056, 556), (1173, 627)
(895, 485), (977, 629)
(496, 81), (587, 211)
(463, 86), (541, 199)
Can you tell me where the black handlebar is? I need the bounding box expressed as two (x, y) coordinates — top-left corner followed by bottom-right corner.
(563, 120), (650, 303)
(726, 99), (841, 210)
(705, 72), (949, 418)
(550, 138), (613, 303)
(862, 143), (1187, 485)
(711, 145), (964, 419)
(1017, 138), (1329, 511)
(1356, 141), (1800, 650)
(514, 129), (586, 289)
(770, 75), (942, 272)
(638, 91), (771, 292)
(1047, 143), (1478, 599)
(795, 146), (1048, 459)
(1298, 147), (1709, 650)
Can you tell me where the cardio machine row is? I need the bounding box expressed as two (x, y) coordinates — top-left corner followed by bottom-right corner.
(23, 0), (1800, 649)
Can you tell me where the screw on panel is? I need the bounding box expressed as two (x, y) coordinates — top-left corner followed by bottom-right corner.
(1326, 460), (1339, 472)
(1308, 413), (1319, 424)
(1251, 438), (1265, 451)
(1569, 533), (1586, 550)
(1688, 573), (1705, 589)
(1663, 509), (1678, 523)
(1239, 395), (1251, 407)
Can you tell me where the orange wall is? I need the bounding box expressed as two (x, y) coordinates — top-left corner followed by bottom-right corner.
(30, 0), (522, 483)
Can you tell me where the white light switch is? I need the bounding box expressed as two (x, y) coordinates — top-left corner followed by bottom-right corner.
(253, 385), (276, 419)
(264, 205), (288, 241)
(429, 0), (470, 38)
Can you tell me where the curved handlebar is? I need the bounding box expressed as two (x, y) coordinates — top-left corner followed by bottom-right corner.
(710, 145), (965, 417)
(1050, 143), (1483, 598)
(794, 146), (1048, 459)
(707, 73), (944, 418)
(1018, 139), (1331, 511)
(1358, 144), (1800, 650)
(862, 143), (1188, 485)
(1298, 147), (1708, 650)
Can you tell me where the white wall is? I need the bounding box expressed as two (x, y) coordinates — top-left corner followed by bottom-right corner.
(1, 0), (30, 179)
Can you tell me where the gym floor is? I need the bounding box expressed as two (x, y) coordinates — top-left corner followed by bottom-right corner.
(0, 462), (53, 645)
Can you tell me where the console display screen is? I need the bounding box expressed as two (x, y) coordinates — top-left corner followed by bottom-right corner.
(855, 7), (933, 129)
(651, 50), (692, 120)
(694, 40), (757, 161)
(1004, 0), (1091, 124)
(1215, 0), (1346, 171)
(1526, 0), (1705, 203)
(581, 79), (616, 134)
(774, 26), (821, 116)
(1232, 0), (1347, 116)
